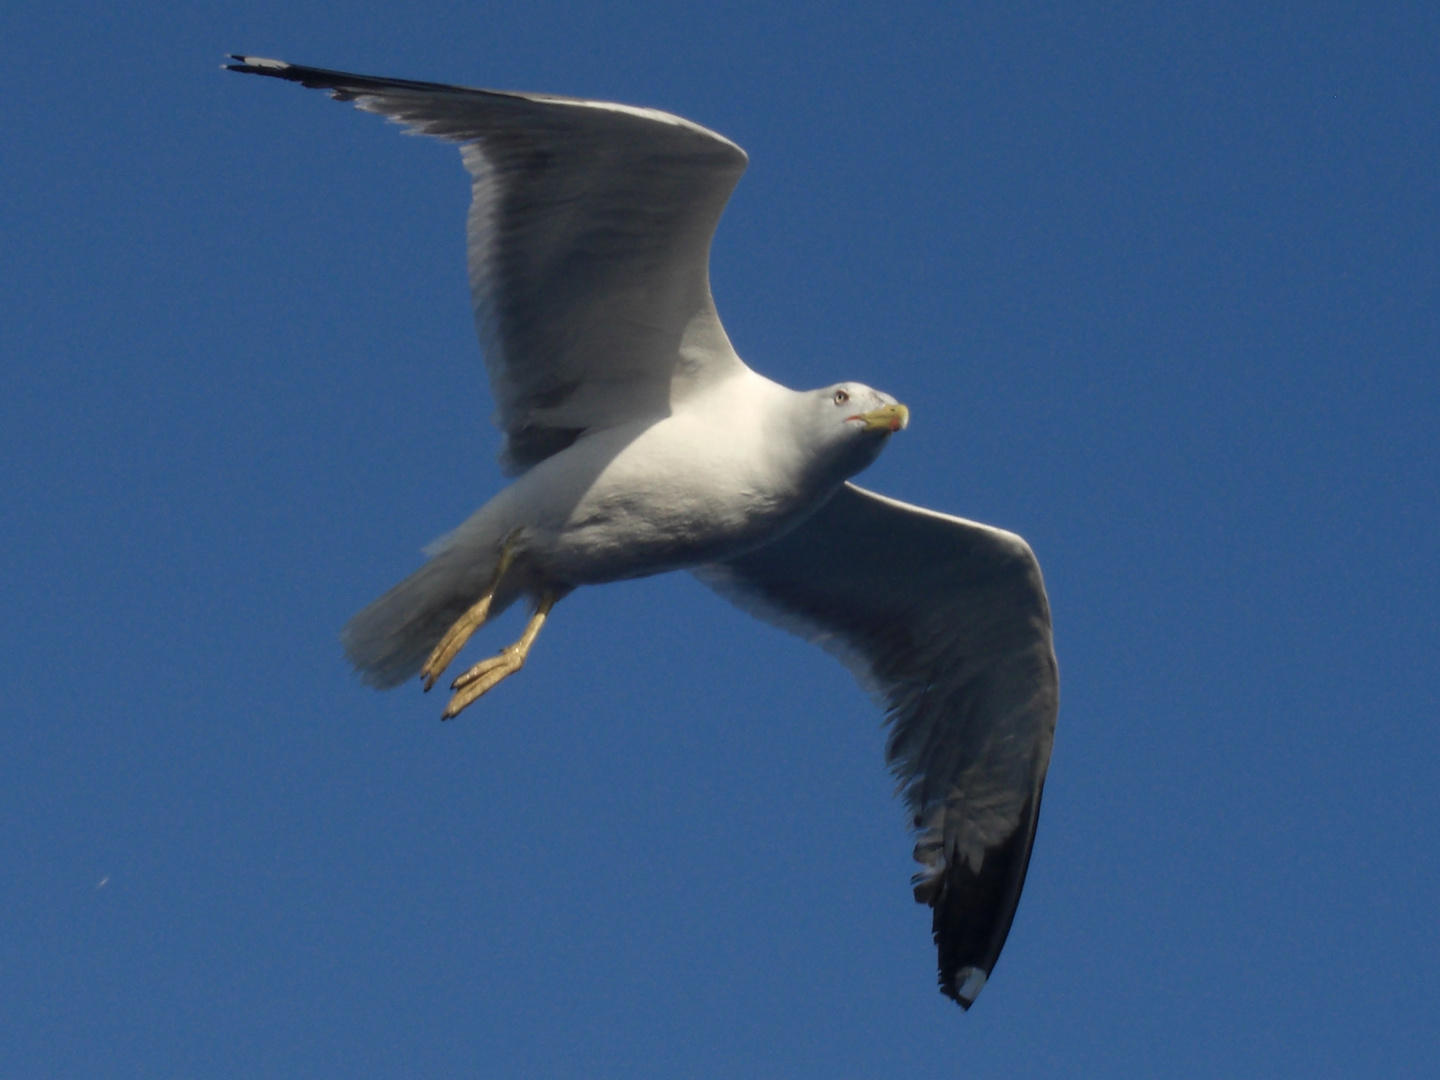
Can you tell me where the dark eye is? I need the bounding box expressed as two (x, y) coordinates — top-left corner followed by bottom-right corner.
(833, 389), (849, 405)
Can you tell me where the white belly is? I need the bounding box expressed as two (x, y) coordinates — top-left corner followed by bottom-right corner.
(468, 356), (844, 588)
(510, 409), (818, 585)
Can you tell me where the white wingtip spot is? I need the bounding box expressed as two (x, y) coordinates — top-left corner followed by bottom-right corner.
(239, 56), (289, 70)
(957, 966), (988, 1004)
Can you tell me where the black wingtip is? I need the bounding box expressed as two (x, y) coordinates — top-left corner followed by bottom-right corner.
(940, 984), (974, 1010)
(224, 55), (294, 76)
(939, 964), (988, 1009)
(928, 784), (1046, 1009)
(220, 56), (490, 101)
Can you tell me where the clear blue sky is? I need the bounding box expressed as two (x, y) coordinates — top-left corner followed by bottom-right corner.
(4, 1), (1437, 1076)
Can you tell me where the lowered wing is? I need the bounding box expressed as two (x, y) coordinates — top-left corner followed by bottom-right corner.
(697, 482), (1058, 1007)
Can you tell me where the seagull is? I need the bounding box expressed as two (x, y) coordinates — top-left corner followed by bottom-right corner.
(227, 56), (1058, 1009)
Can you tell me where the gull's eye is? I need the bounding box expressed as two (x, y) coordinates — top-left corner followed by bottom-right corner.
(833, 389), (850, 405)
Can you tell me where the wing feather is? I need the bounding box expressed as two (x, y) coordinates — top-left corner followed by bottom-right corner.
(696, 483), (1058, 1007)
(227, 57), (750, 473)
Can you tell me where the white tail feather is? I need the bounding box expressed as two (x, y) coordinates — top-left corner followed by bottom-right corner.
(341, 513), (515, 689)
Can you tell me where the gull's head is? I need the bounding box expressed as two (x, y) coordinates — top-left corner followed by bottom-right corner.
(827, 382), (909, 435)
(800, 381), (909, 480)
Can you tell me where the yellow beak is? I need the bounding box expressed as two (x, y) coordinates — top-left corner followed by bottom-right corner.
(849, 402), (910, 434)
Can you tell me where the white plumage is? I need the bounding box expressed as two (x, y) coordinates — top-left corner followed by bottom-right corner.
(229, 55), (1058, 1008)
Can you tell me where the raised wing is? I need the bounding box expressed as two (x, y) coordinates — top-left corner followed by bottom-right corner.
(227, 57), (751, 473)
(696, 483), (1058, 1007)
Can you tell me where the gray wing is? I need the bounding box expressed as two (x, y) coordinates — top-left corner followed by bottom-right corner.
(695, 483), (1058, 1008)
(227, 57), (750, 474)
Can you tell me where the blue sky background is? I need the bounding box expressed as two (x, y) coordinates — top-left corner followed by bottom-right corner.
(4, 1), (1438, 1076)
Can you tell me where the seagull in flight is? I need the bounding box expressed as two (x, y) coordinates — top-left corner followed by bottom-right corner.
(227, 55), (1058, 1009)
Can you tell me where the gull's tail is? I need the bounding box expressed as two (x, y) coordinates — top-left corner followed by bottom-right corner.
(341, 513), (518, 689)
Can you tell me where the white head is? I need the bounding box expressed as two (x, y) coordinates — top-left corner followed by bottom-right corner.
(795, 381), (910, 484)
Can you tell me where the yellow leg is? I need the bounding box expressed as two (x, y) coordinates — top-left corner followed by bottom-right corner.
(420, 531), (521, 692)
(441, 591), (557, 719)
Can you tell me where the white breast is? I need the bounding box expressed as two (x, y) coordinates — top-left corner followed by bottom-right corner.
(509, 369), (822, 585)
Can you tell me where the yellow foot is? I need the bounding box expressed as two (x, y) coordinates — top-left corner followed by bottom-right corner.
(441, 591), (556, 720)
(442, 649), (525, 718)
(420, 531), (521, 692)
